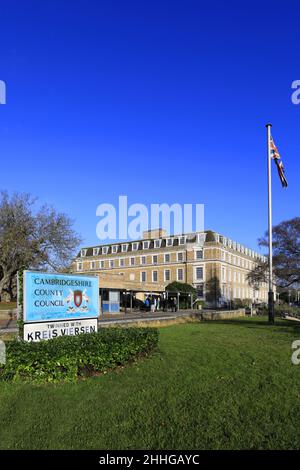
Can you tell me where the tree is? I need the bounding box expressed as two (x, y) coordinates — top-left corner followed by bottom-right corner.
(165, 281), (196, 296)
(0, 191), (82, 301)
(247, 217), (300, 290)
(205, 276), (221, 307)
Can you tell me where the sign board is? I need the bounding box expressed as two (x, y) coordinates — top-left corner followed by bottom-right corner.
(23, 271), (99, 323)
(24, 318), (98, 342)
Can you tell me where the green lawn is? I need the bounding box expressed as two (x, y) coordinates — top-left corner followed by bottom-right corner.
(1, 316), (300, 450)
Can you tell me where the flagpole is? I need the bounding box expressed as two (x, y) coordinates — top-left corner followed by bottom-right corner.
(266, 123), (274, 324)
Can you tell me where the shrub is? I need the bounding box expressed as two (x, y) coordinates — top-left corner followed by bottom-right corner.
(0, 327), (159, 383)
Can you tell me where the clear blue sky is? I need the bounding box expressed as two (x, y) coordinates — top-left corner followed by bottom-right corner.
(1, 0), (299, 252)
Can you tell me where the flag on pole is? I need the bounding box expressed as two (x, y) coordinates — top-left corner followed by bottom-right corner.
(270, 136), (288, 187)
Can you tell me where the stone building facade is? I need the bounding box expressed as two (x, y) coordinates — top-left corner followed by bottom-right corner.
(72, 229), (269, 306)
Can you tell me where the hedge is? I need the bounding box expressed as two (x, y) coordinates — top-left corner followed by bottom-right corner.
(0, 327), (159, 383)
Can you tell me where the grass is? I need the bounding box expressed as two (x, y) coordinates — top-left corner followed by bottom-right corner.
(1, 316), (300, 450)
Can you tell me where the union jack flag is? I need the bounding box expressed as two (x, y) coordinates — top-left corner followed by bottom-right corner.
(270, 136), (288, 188)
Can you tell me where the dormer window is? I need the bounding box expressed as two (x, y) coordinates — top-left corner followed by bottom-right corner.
(166, 238), (173, 247)
(80, 249), (87, 257)
(102, 246), (108, 255)
(121, 244), (128, 252)
(154, 239), (161, 248)
(112, 245), (118, 254)
(132, 242), (139, 251)
(179, 236), (186, 245)
(93, 247), (99, 256)
(143, 240), (150, 249)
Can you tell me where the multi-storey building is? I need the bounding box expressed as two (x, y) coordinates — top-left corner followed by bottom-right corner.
(72, 229), (269, 311)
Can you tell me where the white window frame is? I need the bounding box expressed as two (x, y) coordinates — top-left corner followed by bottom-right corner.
(195, 249), (203, 260)
(166, 238), (173, 247)
(93, 247), (99, 256)
(80, 249), (87, 257)
(77, 262), (83, 271)
(121, 244), (128, 252)
(177, 251), (184, 262)
(154, 239), (161, 248)
(99, 260), (105, 269)
(141, 255), (146, 265)
(164, 253), (170, 263)
(130, 257), (135, 266)
(143, 240), (150, 250)
(195, 266), (204, 281)
(112, 245), (118, 254)
(102, 246), (108, 255)
(152, 270), (158, 282)
(140, 271), (146, 282)
(109, 259), (115, 268)
(119, 258), (125, 267)
(177, 268), (184, 281)
(90, 261), (96, 270)
(178, 236), (186, 245)
(132, 242), (139, 251)
(152, 255), (158, 264)
(164, 269), (171, 282)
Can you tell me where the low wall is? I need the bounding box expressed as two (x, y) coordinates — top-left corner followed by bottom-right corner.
(193, 308), (245, 321)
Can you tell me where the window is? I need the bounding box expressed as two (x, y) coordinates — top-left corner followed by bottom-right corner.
(222, 267), (226, 282)
(164, 269), (170, 282)
(80, 249), (87, 257)
(77, 262), (83, 271)
(228, 254), (231, 263)
(119, 258), (125, 267)
(90, 261), (96, 270)
(166, 238), (173, 246)
(195, 250), (203, 260)
(141, 256), (146, 265)
(164, 253), (170, 263)
(152, 255), (158, 264)
(100, 260), (105, 269)
(102, 246), (108, 255)
(179, 236), (186, 245)
(141, 271), (146, 282)
(112, 245), (118, 253)
(177, 252), (184, 262)
(132, 242), (139, 251)
(196, 267), (203, 280)
(154, 239), (161, 248)
(221, 251), (225, 261)
(143, 241), (150, 249)
(93, 247), (99, 256)
(130, 257), (135, 266)
(152, 271), (158, 282)
(177, 268), (184, 281)
(109, 260), (114, 268)
(238, 272), (241, 283)
(196, 284), (204, 298)
(228, 270), (231, 282)
(233, 271), (236, 282)
(121, 244), (128, 252)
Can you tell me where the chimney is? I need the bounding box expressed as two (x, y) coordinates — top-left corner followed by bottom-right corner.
(142, 228), (167, 239)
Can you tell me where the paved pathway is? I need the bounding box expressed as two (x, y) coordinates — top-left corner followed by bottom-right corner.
(0, 309), (199, 334)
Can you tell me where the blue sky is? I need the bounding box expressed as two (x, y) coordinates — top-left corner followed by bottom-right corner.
(0, 0), (299, 252)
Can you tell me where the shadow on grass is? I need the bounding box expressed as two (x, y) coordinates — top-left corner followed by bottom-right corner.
(208, 316), (300, 334)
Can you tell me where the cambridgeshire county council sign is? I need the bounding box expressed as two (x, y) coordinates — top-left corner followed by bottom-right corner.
(23, 271), (99, 342)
